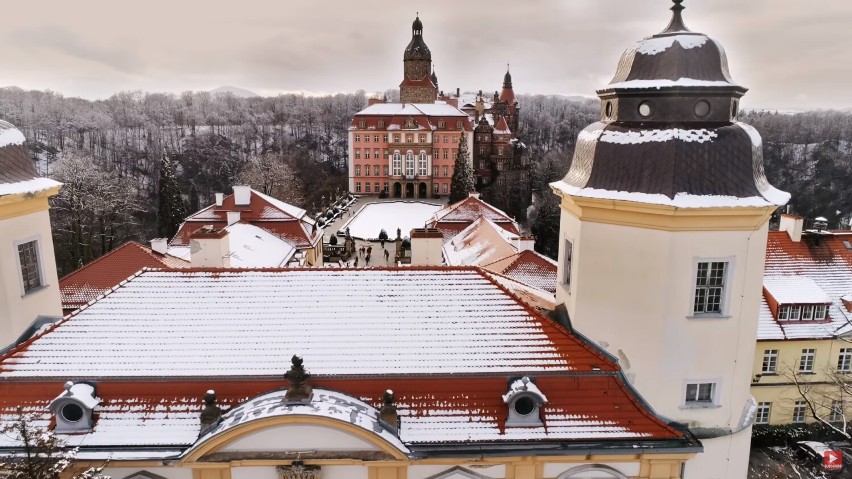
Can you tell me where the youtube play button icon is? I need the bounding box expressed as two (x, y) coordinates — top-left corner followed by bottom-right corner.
(824, 450), (842, 471)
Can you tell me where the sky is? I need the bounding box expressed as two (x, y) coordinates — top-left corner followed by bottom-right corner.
(1, 0), (850, 111)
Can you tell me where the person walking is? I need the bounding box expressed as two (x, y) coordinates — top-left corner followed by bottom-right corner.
(366, 254), (371, 266)
(384, 250), (390, 262)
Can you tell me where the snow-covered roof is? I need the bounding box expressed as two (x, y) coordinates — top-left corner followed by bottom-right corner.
(758, 231), (852, 341)
(2, 268), (609, 378)
(764, 276), (831, 305)
(356, 103), (468, 117)
(0, 120), (25, 148)
(0, 177), (62, 197)
(482, 250), (558, 294)
(502, 377), (548, 404)
(225, 223), (297, 268)
(443, 218), (519, 267)
(551, 181), (789, 209)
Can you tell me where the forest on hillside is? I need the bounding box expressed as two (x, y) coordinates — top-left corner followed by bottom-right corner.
(1, 86), (851, 272)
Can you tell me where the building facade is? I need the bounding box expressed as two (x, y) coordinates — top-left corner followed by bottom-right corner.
(0, 120), (63, 349)
(550, 2), (789, 478)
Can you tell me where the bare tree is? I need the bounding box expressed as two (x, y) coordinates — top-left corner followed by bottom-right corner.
(0, 412), (109, 479)
(237, 151), (304, 206)
(785, 367), (851, 439)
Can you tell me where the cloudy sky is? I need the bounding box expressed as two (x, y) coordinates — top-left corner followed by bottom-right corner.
(1, 0), (849, 111)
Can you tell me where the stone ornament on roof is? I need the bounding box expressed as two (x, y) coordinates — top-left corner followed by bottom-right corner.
(277, 460), (321, 479)
(284, 355), (313, 403)
(199, 389), (222, 435)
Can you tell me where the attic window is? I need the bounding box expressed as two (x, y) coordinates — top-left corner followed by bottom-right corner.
(502, 377), (547, 427)
(405, 117), (415, 129)
(778, 304), (828, 321)
(456, 120), (463, 129)
(49, 381), (100, 433)
(359, 120), (366, 129)
(843, 240), (851, 250)
(378, 120), (385, 129)
(438, 120), (445, 129)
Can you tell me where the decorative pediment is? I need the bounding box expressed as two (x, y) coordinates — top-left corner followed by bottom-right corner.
(121, 471), (170, 479)
(423, 466), (496, 479)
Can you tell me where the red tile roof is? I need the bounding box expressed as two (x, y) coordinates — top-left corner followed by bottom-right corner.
(482, 250), (559, 293)
(759, 230), (852, 340)
(172, 189), (320, 249)
(429, 195), (519, 242)
(58, 241), (189, 312)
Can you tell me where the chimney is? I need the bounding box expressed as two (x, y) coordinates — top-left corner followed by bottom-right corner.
(779, 214), (803, 242)
(468, 192), (481, 200)
(226, 211), (241, 226)
(215, 192), (224, 207)
(199, 390), (222, 435)
(233, 185), (251, 206)
(150, 238), (168, 255)
(410, 228), (444, 266)
(813, 216), (829, 232)
(514, 236), (535, 252)
(189, 226), (231, 268)
(379, 389), (399, 432)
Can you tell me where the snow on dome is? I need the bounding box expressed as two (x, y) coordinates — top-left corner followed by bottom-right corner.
(635, 34), (709, 55)
(0, 120), (26, 147)
(604, 78), (737, 90)
(502, 376), (548, 404)
(600, 128), (718, 145)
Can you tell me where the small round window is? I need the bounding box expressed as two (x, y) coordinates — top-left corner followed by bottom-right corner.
(604, 101), (613, 118)
(638, 101), (653, 118)
(694, 100), (711, 118)
(61, 403), (84, 423)
(513, 396), (536, 416)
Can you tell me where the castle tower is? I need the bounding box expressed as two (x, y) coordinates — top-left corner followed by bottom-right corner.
(0, 120), (63, 348)
(400, 15), (437, 104)
(498, 67), (519, 133)
(551, 2), (788, 477)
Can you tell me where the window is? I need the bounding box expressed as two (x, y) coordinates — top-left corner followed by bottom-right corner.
(479, 146), (487, 155)
(762, 349), (778, 374)
(383, 166), (389, 175)
(405, 152), (415, 176)
(838, 348), (852, 372)
(756, 402), (771, 425)
(374, 182), (380, 193)
(778, 306), (789, 320)
(364, 165), (370, 176)
(382, 134), (388, 142)
(442, 166), (448, 177)
(563, 239), (573, 286)
(393, 134), (400, 143)
(17, 240), (42, 293)
(392, 153), (401, 176)
(378, 121), (385, 129)
(442, 183), (448, 194)
(498, 146), (504, 156)
(365, 183), (371, 193)
(443, 135), (448, 143)
(456, 120), (462, 129)
(354, 165), (361, 176)
(419, 134), (426, 143)
(438, 120), (445, 129)
(433, 183), (439, 194)
(374, 165), (380, 176)
(802, 305), (814, 320)
(355, 150), (361, 159)
(452, 136), (458, 144)
(792, 400), (807, 423)
(831, 400), (844, 422)
(693, 261), (727, 314)
(354, 134), (360, 142)
(358, 120), (366, 128)
(374, 149), (379, 159)
(383, 182), (388, 192)
(374, 135), (380, 143)
(364, 149), (370, 159)
(364, 134), (370, 143)
(789, 305), (801, 320)
(355, 182), (361, 193)
(418, 152), (427, 176)
(799, 349), (816, 373)
(406, 134), (413, 143)
(443, 149), (448, 160)
(433, 166), (438, 176)
(816, 304), (827, 320)
(684, 382), (715, 405)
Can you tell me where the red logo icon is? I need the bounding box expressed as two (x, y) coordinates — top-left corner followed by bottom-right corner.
(824, 450), (842, 471)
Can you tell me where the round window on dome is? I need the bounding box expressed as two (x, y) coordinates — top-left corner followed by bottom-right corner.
(513, 396), (536, 416)
(61, 403), (84, 423)
(638, 101), (653, 118)
(604, 101), (613, 118)
(694, 100), (711, 118)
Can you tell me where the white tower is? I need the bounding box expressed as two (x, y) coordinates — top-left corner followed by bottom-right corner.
(550, 2), (788, 477)
(0, 120), (62, 348)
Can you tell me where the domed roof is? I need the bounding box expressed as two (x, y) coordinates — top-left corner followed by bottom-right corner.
(599, 0), (741, 93)
(551, 0), (789, 209)
(404, 15), (431, 61)
(503, 69), (513, 88)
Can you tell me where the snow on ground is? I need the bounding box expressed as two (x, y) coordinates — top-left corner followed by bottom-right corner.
(339, 201), (442, 240)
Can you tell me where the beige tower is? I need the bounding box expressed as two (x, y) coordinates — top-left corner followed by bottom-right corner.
(0, 120), (62, 348)
(551, 2), (788, 477)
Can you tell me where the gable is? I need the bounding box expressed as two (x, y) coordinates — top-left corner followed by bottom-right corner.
(219, 423), (380, 453)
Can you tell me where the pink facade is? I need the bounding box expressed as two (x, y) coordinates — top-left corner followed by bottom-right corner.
(348, 103), (474, 198)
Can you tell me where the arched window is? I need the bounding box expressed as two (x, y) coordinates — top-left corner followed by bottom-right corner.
(418, 151), (428, 176)
(556, 465), (629, 479)
(392, 152), (402, 176)
(406, 152), (415, 177)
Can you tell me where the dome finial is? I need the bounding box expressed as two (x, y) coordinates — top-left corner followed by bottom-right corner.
(661, 0), (690, 34)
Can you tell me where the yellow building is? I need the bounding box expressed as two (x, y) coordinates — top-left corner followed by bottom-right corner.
(0, 120), (62, 349)
(751, 215), (852, 426)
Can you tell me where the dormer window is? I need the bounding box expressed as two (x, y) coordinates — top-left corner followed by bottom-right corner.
(777, 304), (828, 321)
(404, 117), (415, 129)
(502, 377), (547, 427)
(764, 276), (832, 322)
(49, 381), (100, 433)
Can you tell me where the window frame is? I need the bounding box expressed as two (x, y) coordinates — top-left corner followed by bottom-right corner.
(562, 239), (573, 288)
(689, 257), (734, 319)
(761, 349), (779, 374)
(792, 400), (807, 423)
(838, 348), (852, 373)
(755, 402), (771, 425)
(14, 236), (45, 296)
(799, 348), (816, 373)
(831, 400), (844, 423)
(682, 380), (720, 408)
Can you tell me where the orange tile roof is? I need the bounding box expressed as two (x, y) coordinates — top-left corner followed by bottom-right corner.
(482, 250), (558, 293)
(58, 241), (189, 312)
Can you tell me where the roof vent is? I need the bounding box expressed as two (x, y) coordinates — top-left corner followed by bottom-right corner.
(502, 376), (547, 427)
(49, 381), (100, 433)
(813, 216), (829, 232)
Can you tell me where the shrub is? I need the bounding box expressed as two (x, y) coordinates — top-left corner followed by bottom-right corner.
(401, 237), (411, 249)
(751, 422), (849, 448)
(329, 235), (338, 246)
(378, 229), (389, 241)
(378, 190), (389, 199)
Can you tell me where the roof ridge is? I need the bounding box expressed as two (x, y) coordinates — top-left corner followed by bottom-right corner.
(58, 240), (147, 283)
